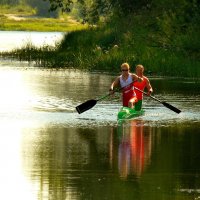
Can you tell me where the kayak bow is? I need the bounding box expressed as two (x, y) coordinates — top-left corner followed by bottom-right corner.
(117, 107), (144, 120)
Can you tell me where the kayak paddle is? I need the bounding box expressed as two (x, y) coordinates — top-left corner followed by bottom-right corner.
(76, 93), (113, 114)
(134, 87), (181, 114)
(76, 83), (181, 114)
(76, 79), (137, 114)
(76, 80), (138, 114)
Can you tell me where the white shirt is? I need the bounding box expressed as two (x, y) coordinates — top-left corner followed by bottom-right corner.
(119, 74), (133, 87)
(119, 74), (136, 96)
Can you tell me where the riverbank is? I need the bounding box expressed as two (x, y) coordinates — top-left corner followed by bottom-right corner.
(2, 19), (199, 77)
(1, 6), (199, 77)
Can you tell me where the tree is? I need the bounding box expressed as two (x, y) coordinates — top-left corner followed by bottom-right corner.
(45, 0), (152, 22)
(44, 0), (200, 23)
(46, 0), (73, 12)
(26, 0), (59, 17)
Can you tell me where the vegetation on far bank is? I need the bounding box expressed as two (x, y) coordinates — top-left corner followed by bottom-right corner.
(0, 4), (86, 32)
(0, 0), (200, 78)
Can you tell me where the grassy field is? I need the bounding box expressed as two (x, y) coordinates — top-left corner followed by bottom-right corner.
(0, 4), (86, 32)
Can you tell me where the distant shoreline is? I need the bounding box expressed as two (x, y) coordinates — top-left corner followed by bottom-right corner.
(0, 13), (86, 32)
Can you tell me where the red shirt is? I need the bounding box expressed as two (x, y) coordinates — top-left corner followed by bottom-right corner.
(122, 83), (136, 107)
(133, 78), (147, 100)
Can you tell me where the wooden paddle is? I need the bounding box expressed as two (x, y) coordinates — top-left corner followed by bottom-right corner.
(134, 87), (181, 114)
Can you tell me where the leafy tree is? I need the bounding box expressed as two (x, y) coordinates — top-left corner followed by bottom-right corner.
(46, 0), (152, 22)
(75, 0), (111, 24)
(110, 0), (151, 14)
(46, 0), (73, 12)
(26, 0), (59, 17)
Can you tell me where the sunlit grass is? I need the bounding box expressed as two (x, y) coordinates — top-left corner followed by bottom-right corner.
(0, 4), (35, 15)
(0, 17), (87, 32)
(0, 4), (86, 32)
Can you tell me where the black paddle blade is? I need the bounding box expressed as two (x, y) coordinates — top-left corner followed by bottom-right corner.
(162, 102), (181, 114)
(76, 99), (97, 114)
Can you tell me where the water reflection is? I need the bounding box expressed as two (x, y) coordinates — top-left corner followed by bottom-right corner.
(21, 126), (112, 200)
(0, 67), (199, 200)
(0, 31), (64, 52)
(117, 120), (152, 178)
(0, 121), (199, 200)
(0, 123), (37, 200)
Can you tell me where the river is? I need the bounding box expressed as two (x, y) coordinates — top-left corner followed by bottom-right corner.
(0, 31), (64, 52)
(0, 31), (200, 200)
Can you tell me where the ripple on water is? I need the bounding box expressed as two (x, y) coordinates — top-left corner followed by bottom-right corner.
(29, 101), (199, 128)
(0, 88), (199, 128)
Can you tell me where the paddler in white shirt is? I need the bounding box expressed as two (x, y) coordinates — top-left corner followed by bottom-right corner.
(109, 63), (142, 109)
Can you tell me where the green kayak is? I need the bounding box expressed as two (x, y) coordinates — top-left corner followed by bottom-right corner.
(117, 107), (144, 120)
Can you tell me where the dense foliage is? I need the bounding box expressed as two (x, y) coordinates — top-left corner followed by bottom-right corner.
(0, 0), (58, 17)
(1, 0), (199, 77)
(46, 0), (200, 23)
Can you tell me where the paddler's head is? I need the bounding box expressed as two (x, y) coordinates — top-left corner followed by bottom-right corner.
(136, 64), (144, 76)
(121, 63), (130, 74)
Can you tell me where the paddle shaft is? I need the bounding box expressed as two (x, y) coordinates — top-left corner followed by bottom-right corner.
(97, 93), (112, 101)
(134, 87), (162, 103)
(134, 87), (181, 114)
(76, 80), (181, 114)
(97, 82), (133, 101)
(76, 81), (134, 114)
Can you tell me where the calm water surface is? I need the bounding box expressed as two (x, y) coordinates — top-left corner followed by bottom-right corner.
(0, 31), (64, 52)
(0, 65), (200, 200)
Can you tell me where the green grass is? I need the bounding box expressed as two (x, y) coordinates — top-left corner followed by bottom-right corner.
(0, 17), (87, 32)
(0, 4), (86, 32)
(0, 4), (35, 15)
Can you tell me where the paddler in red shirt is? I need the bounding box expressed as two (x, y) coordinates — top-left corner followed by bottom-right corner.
(109, 63), (143, 109)
(133, 64), (153, 110)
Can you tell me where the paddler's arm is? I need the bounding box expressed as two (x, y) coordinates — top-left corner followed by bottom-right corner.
(109, 77), (120, 94)
(145, 77), (153, 95)
(131, 73), (143, 82)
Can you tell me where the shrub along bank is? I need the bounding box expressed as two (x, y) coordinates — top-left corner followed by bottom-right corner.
(2, 10), (200, 77)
